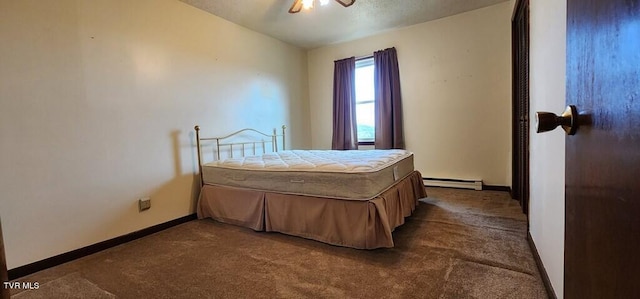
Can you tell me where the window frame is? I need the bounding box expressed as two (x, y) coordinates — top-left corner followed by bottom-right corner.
(355, 56), (375, 145)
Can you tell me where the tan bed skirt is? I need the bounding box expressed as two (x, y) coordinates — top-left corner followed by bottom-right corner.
(197, 171), (426, 249)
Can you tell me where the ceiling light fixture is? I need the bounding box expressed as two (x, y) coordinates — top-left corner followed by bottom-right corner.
(288, 0), (355, 13)
(302, 0), (314, 10)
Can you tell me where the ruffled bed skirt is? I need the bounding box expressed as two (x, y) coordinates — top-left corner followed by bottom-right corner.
(197, 171), (426, 249)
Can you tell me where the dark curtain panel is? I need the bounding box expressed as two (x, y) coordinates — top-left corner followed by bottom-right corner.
(374, 47), (405, 149)
(331, 57), (358, 150)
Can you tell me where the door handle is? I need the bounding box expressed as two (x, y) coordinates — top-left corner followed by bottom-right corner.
(536, 105), (579, 135)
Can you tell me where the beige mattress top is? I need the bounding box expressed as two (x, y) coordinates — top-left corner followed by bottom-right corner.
(205, 149), (411, 173)
(201, 150), (415, 200)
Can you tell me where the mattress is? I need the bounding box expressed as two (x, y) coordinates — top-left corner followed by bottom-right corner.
(201, 150), (415, 200)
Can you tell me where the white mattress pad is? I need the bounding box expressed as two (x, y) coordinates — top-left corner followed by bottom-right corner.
(201, 150), (415, 200)
(207, 150), (411, 173)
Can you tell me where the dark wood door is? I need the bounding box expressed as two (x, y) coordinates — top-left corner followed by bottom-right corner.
(1, 219), (8, 299)
(565, 0), (640, 297)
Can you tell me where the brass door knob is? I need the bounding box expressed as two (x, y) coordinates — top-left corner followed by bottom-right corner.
(536, 105), (579, 135)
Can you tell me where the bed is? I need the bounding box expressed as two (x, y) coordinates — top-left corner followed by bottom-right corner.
(194, 125), (426, 249)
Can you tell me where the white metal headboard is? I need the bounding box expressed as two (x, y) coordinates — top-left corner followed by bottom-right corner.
(194, 125), (286, 186)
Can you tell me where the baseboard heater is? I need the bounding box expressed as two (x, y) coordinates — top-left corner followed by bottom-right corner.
(423, 177), (483, 190)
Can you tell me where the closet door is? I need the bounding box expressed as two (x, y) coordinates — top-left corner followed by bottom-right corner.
(512, 0), (530, 214)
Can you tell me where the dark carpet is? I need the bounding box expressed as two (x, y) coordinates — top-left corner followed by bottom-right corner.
(11, 188), (547, 298)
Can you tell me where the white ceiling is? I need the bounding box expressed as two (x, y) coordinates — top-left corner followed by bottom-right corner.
(180, 0), (510, 49)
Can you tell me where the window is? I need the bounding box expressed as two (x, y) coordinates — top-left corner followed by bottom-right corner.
(355, 57), (375, 144)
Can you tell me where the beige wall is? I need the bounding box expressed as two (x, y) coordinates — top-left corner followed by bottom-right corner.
(0, 0), (309, 269)
(529, 0), (566, 297)
(307, 1), (514, 186)
(0, 0), (526, 272)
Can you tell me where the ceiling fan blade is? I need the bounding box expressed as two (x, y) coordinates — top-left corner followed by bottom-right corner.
(334, 0), (355, 7)
(289, 0), (303, 13)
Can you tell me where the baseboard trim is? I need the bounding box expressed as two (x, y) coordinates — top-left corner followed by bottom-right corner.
(8, 213), (197, 280)
(483, 185), (512, 192)
(527, 232), (557, 299)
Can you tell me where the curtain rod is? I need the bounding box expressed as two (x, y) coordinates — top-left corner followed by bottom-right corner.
(355, 54), (373, 61)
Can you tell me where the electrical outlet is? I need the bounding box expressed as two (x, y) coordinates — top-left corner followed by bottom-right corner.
(138, 197), (151, 212)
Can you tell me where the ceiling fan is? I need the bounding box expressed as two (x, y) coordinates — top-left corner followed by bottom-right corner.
(289, 0), (356, 13)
